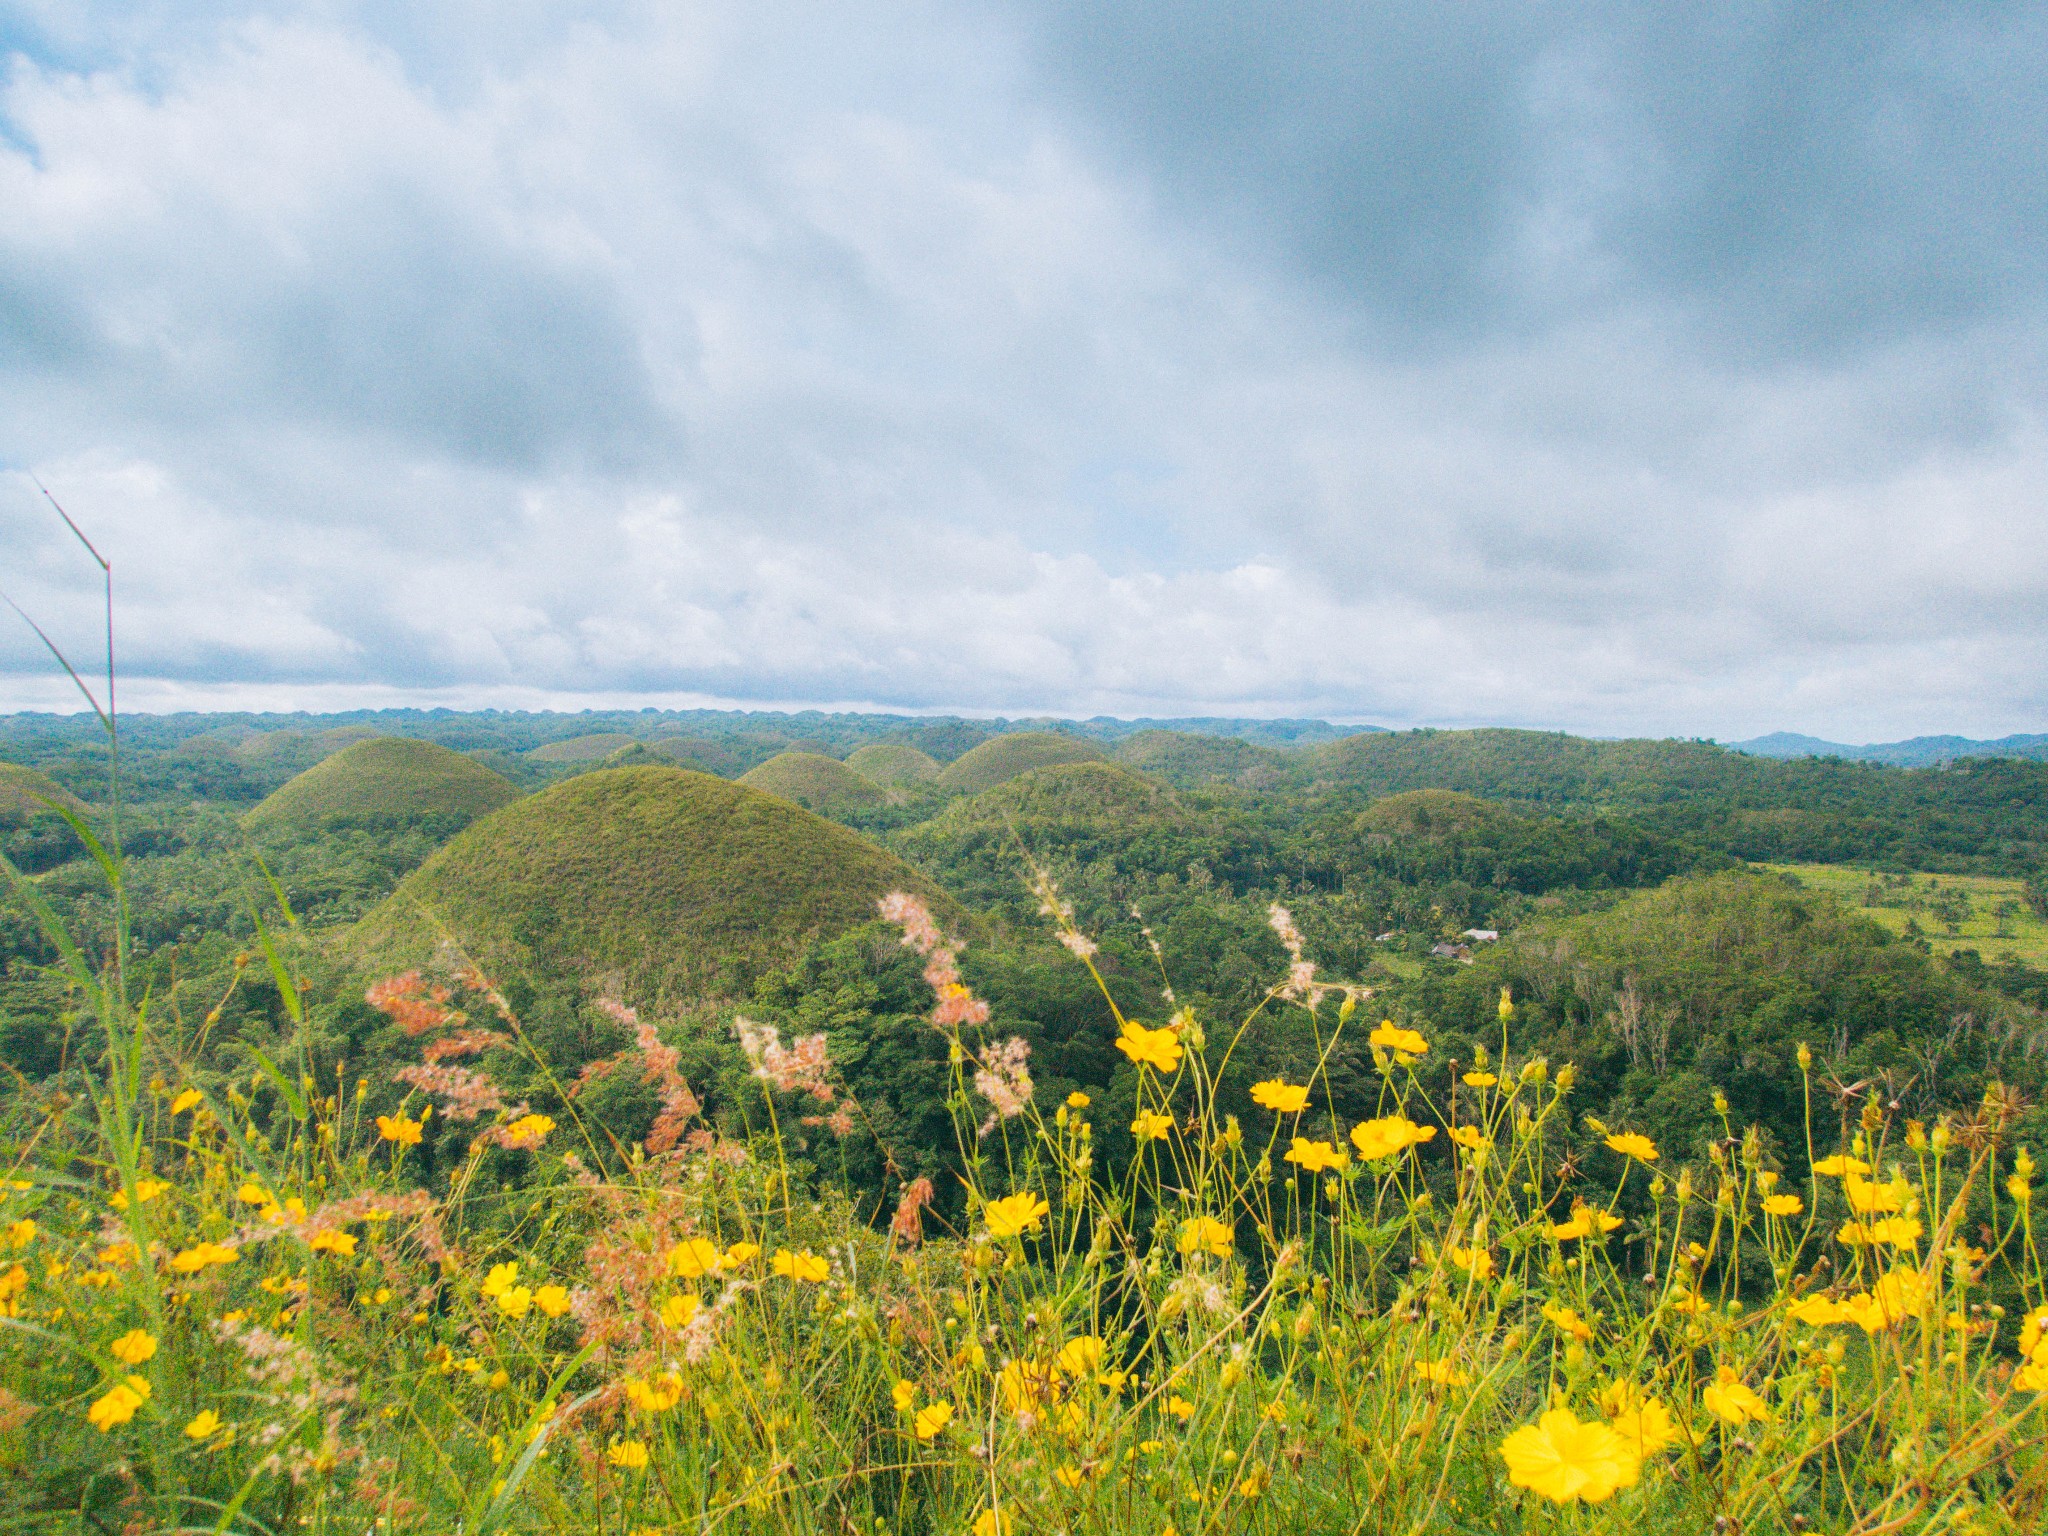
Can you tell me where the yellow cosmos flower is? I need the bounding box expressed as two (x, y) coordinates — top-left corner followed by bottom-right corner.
(1843, 1175), (1907, 1214)
(1701, 1367), (1771, 1425)
(183, 1409), (225, 1441)
(772, 1248), (830, 1283)
(496, 1286), (534, 1319)
(236, 1184), (274, 1206)
(1600, 1388), (1685, 1456)
(1114, 1019), (1184, 1074)
(534, 1284), (573, 1318)
(913, 1400), (953, 1440)
(1603, 1132), (1658, 1162)
(1414, 1360), (1469, 1386)
(1131, 1112), (1175, 1142)
(607, 1438), (649, 1468)
(1550, 1205), (1623, 1241)
(170, 1088), (204, 1114)
(985, 1192), (1051, 1239)
(723, 1241), (761, 1268)
(481, 1263), (519, 1299)
(1065, 1091), (1090, 1108)
(87, 1376), (151, 1432)
(1369, 1021), (1428, 1055)
(891, 1379), (917, 1412)
(1449, 1125), (1485, 1150)
(109, 1329), (157, 1365)
(1177, 1216), (1233, 1258)
(1761, 1194), (1804, 1217)
(1055, 1336), (1104, 1378)
(970, 1508), (1009, 1536)
(168, 1241), (237, 1273)
(1249, 1080), (1310, 1114)
(1285, 1138), (1349, 1174)
(1542, 1303), (1594, 1342)
(667, 1237), (722, 1278)
(1499, 1408), (1641, 1504)
(659, 1293), (700, 1330)
(1811, 1155), (1870, 1177)
(624, 1374), (683, 1413)
(1788, 1295), (1850, 1327)
(1446, 1244), (1494, 1280)
(308, 1229), (356, 1257)
(1462, 1071), (1498, 1087)
(1349, 1116), (1436, 1162)
(1166, 1394), (1195, 1420)
(501, 1113), (554, 1145)
(376, 1114), (423, 1146)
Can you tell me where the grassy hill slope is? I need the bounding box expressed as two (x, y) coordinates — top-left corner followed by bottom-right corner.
(243, 738), (519, 835)
(0, 761), (88, 823)
(936, 732), (1105, 794)
(846, 743), (941, 786)
(1112, 729), (1296, 789)
(530, 733), (644, 763)
(349, 766), (959, 996)
(739, 751), (889, 815)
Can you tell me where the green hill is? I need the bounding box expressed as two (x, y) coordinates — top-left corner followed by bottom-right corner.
(648, 736), (777, 777)
(530, 733), (644, 763)
(243, 738), (519, 835)
(349, 766), (960, 996)
(0, 761), (88, 824)
(739, 752), (889, 816)
(936, 732), (1106, 794)
(1357, 788), (1508, 839)
(845, 743), (941, 786)
(1111, 729), (1295, 790)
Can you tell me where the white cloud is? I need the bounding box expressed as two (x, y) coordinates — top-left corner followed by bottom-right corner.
(1, 3), (2044, 742)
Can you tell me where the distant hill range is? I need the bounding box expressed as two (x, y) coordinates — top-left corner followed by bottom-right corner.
(1729, 732), (2048, 767)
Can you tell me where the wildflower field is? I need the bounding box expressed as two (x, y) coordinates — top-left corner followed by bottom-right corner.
(4, 832), (2048, 1536)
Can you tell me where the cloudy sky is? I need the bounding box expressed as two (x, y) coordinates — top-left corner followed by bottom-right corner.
(2, 2), (2044, 740)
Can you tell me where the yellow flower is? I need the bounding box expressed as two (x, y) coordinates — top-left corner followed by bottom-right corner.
(607, 1438), (649, 1469)
(1369, 1021), (1428, 1055)
(1843, 1174), (1906, 1214)
(984, 1192), (1050, 1239)
(1284, 1138), (1349, 1174)
(723, 1241), (761, 1268)
(667, 1237), (723, 1278)
(1811, 1155), (1870, 1177)
(1415, 1360), (1469, 1386)
(1114, 1019), (1184, 1074)
(1449, 1125), (1485, 1150)
(1761, 1194), (1804, 1217)
(376, 1114), (423, 1146)
(772, 1248), (830, 1283)
(970, 1509), (1009, 1536)
(1177, 1216), (1233, 1258)
(171, 1088), (204, 1114)
(1600, 1389), (1685, 1456)
(1249, 1079), (1310, 1114)
(496, 1286), (534, 1319)
(87, 1376), (151, 1432)
(913, 1400), (953, 1440)
(308, 1228), (356, 1257)
(534, 1284), (573, 1318)
(1789, 1295), (1850, 1327)
(1446, 1244), (1494, 1280)
(109, 1329), (157, 1365)
(1066, 1091), (1090, 1108)
(1550, 1205), (1623, 1241)
(481, 1262), (520, 1299)
(1349, 1116), (1436, 1162)
(1166, 1394), (1196, 1420)
(1499, 1408), (1641, 1505)
(892, 1379), (917, 1412)
(183, 1409), (225, 1440)
(1604, 1132), (1658, 1162)
(659, 1293), (700, 1330)
(2, 1220), (33, 1248)
(1055, 1336), (1105, 1378)
(501, 1112), (554, 1146)
(1542, 1303), (1594, 1342)
(624, 1373), (683, 1413)
(1701, 1366), (1770, 1425)
(1462, 1071), (1498, 1087)
(236, 1183), (273, 1206)
(2010, 1175), (2032, 1204)
(1131, 1111), (1175, 1142)
(168, 1241), (237, 1273)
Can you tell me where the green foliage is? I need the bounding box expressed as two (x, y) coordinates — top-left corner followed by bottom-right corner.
(528, 732), (645, 762)
(844, 742), (941, 785)
(0, 760), (88, 823)
(242, 737), (518, 836)
(739, 751), (889, 815)
(348, 766), (963, 998)
(935, 731), (1106, 793)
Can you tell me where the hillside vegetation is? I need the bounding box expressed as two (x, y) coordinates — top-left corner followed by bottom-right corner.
(936, 731), (1106, 793)
(738, 751), (889, 815)
(348, 765), (958, 995)
(0, 759), (88, 822)
(845, 742), (942, 785)
(242, 737), (519, 835)
(529, 733), (644, 763)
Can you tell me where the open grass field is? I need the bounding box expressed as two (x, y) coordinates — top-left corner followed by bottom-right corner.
(1766, 862), (2048, 967)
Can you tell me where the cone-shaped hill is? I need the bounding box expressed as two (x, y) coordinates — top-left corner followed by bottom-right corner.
(1111, 729), (1296, 790)
(530, 733), (643, 763)
(349, 766), (961, 996)
(739, 752), (887, 816)
(0, 761), (88, 824)
(1357, 789), (1508, 839)
(935, 731), (1105, 794)
(894, 761), (1239, 908)
(845, 743), (941, 786)
(243, 738), (519, 835)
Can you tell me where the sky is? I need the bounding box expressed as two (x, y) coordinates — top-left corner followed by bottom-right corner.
(2, 1), (2044, 741)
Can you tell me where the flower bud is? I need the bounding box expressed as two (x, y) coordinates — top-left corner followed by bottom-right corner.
(1797, 1042), (1813, 1071)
